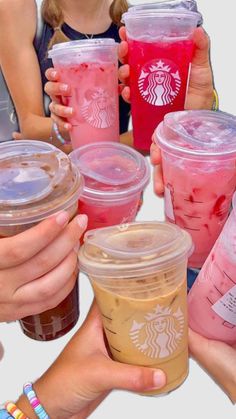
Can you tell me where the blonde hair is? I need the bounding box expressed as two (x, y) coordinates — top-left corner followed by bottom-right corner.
(41, 0), (129, 50)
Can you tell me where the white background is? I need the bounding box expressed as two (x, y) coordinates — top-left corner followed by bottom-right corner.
(0, 0), (236, 418)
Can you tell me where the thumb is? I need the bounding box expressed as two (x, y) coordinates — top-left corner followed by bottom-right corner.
(99, 359), (166, 393)
(192, 27), (210, 67)
(189, 328), (236, 402)
(12, 131), (23, 140)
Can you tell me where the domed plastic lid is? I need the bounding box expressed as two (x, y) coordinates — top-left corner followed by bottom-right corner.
(128, 0), (200, 13)
(155, 110), (236, 158)
(0, 141), (84, 225)
(69, 142), (150, 201)
(79, 221), (193, 277)
(49, 38), (117, 58)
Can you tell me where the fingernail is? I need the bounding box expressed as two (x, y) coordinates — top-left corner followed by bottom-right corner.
(56, 211), (69, 226)
(64, 123), (71, 130)
(60, 84), (69, 92)
(65, 107), (73, 115)
(51, 70), (57, 78)
(77, 214), (88, 230)
(153, 370), (166, 388)
(74, 242), (80, 254)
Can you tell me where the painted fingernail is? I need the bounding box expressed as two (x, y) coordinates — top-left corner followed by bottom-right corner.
(56, 211), (69, 226)
(153, 370), (166, 388)
(77, 214), (88, 230)
(65, 107), (73, 115)
(60, 84), (69, 92)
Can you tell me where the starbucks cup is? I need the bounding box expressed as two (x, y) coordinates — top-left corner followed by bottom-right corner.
(48, 39), (119, 149)
(122, 9), (201, 151)
(188, 192), (236, 344)
(69, 142), (150, 232)
(155, 110), (236, 268)
(79, 221), (192, 395)
(0, 140), (84, 341)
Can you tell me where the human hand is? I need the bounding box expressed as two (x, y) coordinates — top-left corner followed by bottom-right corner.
(0, 212), (88, 322)
(118, 26), (214, 109)
(17, 302), (166, 419)
(189, 328), (236, 403)
(45, 68), (73, 134)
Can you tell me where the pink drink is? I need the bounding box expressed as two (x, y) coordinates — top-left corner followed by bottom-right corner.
(122, 9), (201, 151)
(49, 39), (119, 149)
(188, 202), (236, 345)
(70, 142), (150, 235)
(128, 37), (194, 151)
(155, 110), (236, 268)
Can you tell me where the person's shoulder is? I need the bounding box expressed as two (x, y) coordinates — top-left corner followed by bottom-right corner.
(0, 0), (37, 38)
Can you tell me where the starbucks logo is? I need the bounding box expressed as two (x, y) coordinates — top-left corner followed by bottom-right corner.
(129, 305), (184, 359)
(81, 88), (115, 129)
(138, 59), (181, 107)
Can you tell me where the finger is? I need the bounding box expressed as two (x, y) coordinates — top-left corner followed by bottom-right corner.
(45, 68), (60, 82)
(119, 26), (127, 42)
(121, 86), (131, 104)
(192, 27), (210, 67)
(118, 40), (128, 64)
(10, 214), (88, 287)
(0, 211), (70, 269)
(150, 142), (161, 165)
(15, 250), (78, 304)
(12, 132), (23, 140)
(189, 328), (236, 402)
(49, 101), (73, 119)
(93, 359), (166, 393)
(51, 112), (72, 132)
(45, 80), (71, 97)
(118, 64), (130, 84)
(153, 165), (164, 196)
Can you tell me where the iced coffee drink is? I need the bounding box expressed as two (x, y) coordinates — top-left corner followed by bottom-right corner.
(0, 140), (84, 341)
(79, 221), (192, 395)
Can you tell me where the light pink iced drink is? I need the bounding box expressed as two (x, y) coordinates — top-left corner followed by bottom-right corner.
(188, 193), (236, 344)
(155, 110), (236, 268)
(69, 142), (150, 233)
(49, 39), (119, 149)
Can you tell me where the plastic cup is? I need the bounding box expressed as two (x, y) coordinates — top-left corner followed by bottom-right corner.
(79, 221), (192, 395)
(48, 39), (119, 149)
(121, 8), (201, 151)
(155, 110), (236, 268)
(0, 140), (84, 341)
(69, 142), (150, 233)
(188, 192), (236, 344)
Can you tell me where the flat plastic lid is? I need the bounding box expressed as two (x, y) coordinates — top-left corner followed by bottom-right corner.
(0, 141), (84, 225)
(69, 142), (150, 200)
(79, 221), (193, 277)
(155, 110), (236, 158)
(49, 38), (117, 58)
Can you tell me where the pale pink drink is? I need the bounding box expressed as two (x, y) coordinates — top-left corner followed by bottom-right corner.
(122, 9), (201, 151)
(155, 110), (236, 268)
(188, 193), (236, 344)
(69, 142), (150, 233)
(49, 39), (119, 149)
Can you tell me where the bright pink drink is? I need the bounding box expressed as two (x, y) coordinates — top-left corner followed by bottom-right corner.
(188, 203), (236, 345)
(128, 37), (194, 151)
(70, 142), (150, 234)
(49, 39), (119, 149)
(122, 9), (200, 151)
(155, 110), (236, 268)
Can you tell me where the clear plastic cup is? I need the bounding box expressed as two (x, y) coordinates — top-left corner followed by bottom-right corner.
(0, 140), (84, 341)
(188, 192), (236, 344)
(155, 110), (236, 268)
(48, 39), (119, 149)
(69, 142), (150, 234)
(121, 9), (201, 151)
(79, 221), (192, 395)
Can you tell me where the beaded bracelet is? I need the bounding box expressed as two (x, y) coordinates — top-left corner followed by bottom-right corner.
(4, 402), (28, 419)
(52, 122), (70, 145)
(0, 407), (14, 419)
(23, 383), (49, 419)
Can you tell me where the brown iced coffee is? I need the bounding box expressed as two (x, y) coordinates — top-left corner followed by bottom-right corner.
(0, 140), (84, 341)
(79, 221), (192, 395)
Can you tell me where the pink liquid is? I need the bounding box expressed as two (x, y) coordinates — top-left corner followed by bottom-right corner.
(128, 37), (194, 151)
(161, 154), (236, 268)
(188, 212), (236, 344)
(79, 194), (140, 232)
(56, 62), (119, 149)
